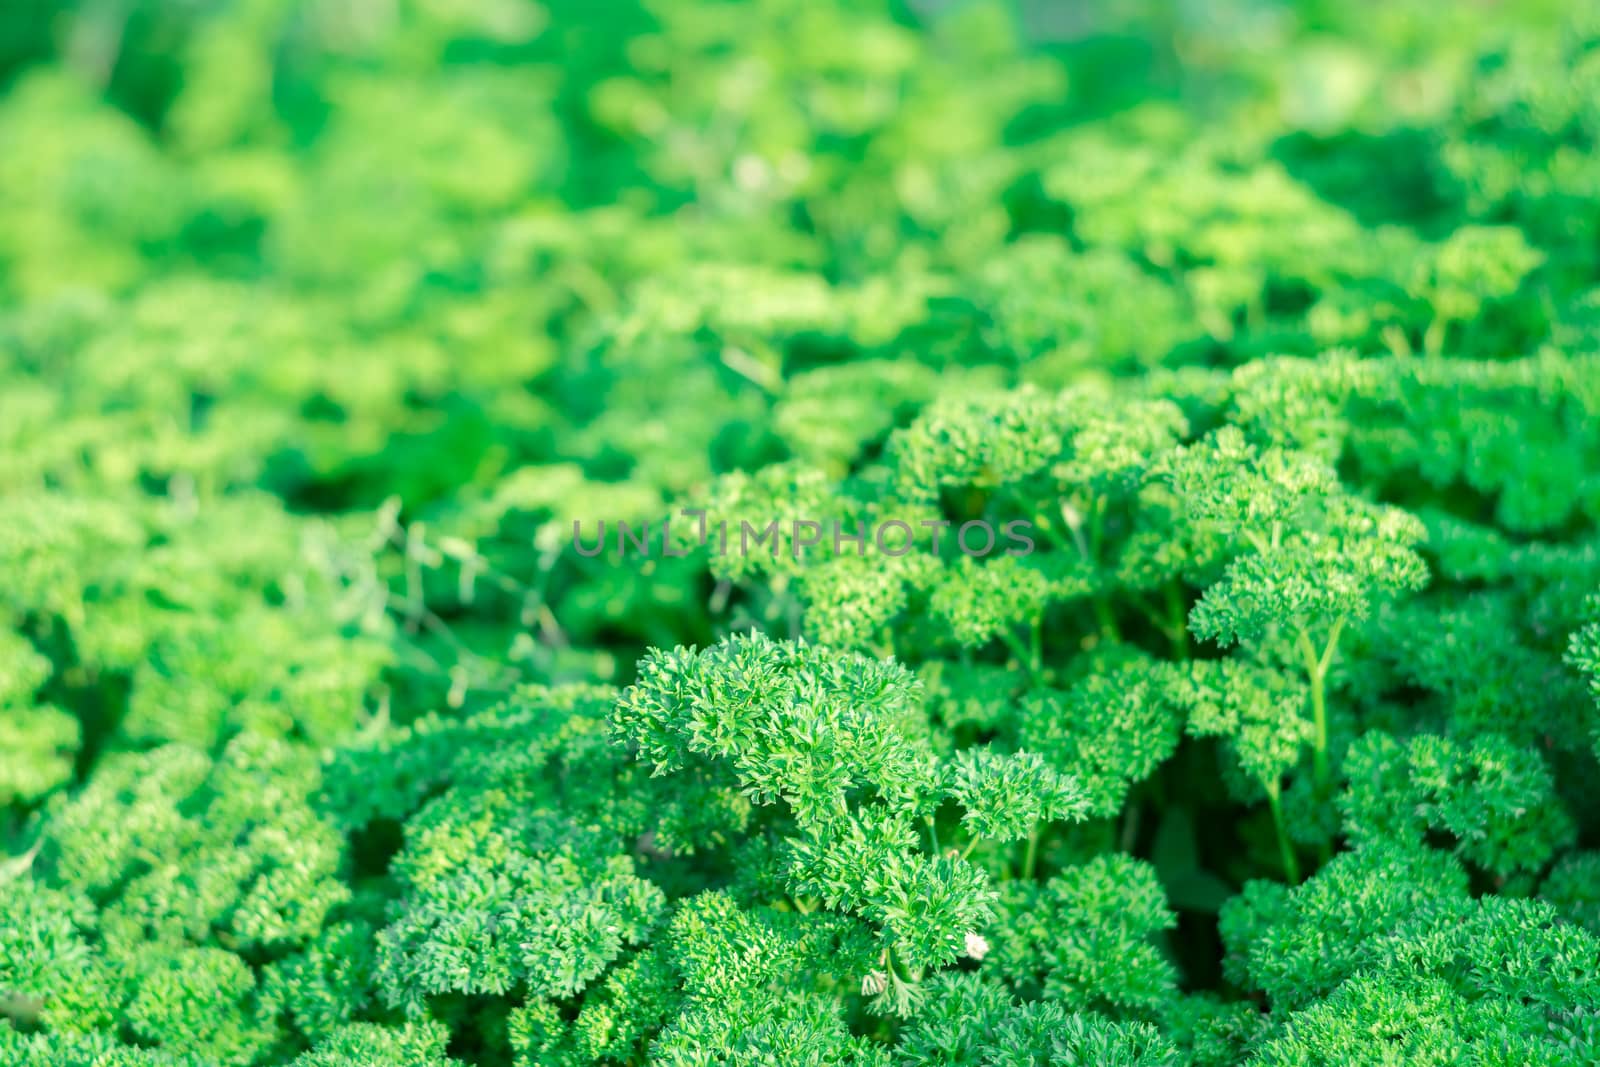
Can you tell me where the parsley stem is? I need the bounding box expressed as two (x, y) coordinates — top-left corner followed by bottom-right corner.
(1087, 501), (1122, 643)
(1120, 798), (1142, 854)
(1424, 317), (1447, 356)
(1165, 579), (1190, 660)
(1001, 627), (1040, 681)
(1297, 616), (1345, 794)
(1266, 784), (1300, 885)
(1092, 595), (1121, 644)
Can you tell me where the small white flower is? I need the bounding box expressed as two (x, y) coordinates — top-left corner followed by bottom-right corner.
(964, 931), (990, 961)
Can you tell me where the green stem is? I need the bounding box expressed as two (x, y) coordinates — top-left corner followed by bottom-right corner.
(1087, 502), (1122, 644)
(1298, 632), (1328, 789)
(1266, 784), (1300, 885)
(1091, 595), (1121, 645)
(886, 943), (923, 985)
(1297, 616), (1347, 793)
(1021, 823), (1041, 881)
(1063, 504), (1091, 561)
(1319, 617), (1346, 676)
(1119, 798), (1142, 854)
(1128, 594), (1174, 645)
(1315, 619), (1344, 866)
(1164, 579), (1190, 660)
(1423, 317), (1447, 357)
(1298, 641), (1326, 791)
(1000, 626), (1041, 681)
(1032, 512), (1071, 552)
(1088, 498), (1106, 560)
(958, 835), (981, 862)
(925, 815), (940, 855)
(1382, 323), (1413, 358)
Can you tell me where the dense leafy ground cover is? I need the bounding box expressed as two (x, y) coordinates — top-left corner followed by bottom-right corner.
(3, 0), (1600, 1063)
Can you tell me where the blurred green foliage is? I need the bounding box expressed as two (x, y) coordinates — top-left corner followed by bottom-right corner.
(3, 0), (1600, 1063)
